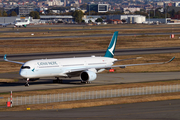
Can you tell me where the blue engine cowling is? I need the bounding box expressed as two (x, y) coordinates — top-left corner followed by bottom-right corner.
(80, 71), (97, 82)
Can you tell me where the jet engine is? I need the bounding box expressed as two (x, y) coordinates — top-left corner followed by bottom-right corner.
(80, 71), (97, 82)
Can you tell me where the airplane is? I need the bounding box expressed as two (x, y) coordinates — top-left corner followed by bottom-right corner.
(14, 17), (30, 28)
(0, 23), (11, 27)
(4, 31), (175, 86)
(0, 18), (11, 27)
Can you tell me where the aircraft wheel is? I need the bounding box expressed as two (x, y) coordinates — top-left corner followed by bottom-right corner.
(25, 83), (29, 87)
(58, 80), (63, 83)
(53, 80), (57, 83)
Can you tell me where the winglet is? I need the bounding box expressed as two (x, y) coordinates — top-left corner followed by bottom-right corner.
(3, 54), (24, 64)
(166, 56), (175, 63)
(4, 54), (7, 61)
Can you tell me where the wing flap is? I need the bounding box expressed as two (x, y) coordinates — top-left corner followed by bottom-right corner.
(114, 57), (142, 63)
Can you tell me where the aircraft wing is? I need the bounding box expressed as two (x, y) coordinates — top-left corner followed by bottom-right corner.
(111, 56), (175, 68)
(63, 67), (87, 73)
(0, 23), (11, 25)
(62, 57), (175, 75)
(4, 54), (24, 65)
(114, 57), (142, 63)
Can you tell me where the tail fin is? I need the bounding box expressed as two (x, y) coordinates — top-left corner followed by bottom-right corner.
(27, 17), (30, 24)
(104, 31), (118, 58)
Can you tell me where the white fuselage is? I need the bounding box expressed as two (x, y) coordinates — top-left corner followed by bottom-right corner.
(19, 56), (117, 78)
(15, 19), (29, 27)
(15, 22), (28, 27)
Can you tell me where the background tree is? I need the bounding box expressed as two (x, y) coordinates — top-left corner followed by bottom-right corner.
(29, 11), (40, 19)
(9, 11), (17, 16)
(2, 11), (7, 17)
(29, 11), (35, 18)
(168, 9), (175, 18)
(175, 10), (180, 19)
(95, 18), (103, 22)
(72, 10), (84, 23)
(176, 10), (180, 15)
(134, 11), (148, 17)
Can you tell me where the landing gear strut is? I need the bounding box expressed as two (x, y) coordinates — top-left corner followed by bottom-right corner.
(81, 81), (91, 84)
(25, 78), (29, 87)
(53, 77), (63, 83)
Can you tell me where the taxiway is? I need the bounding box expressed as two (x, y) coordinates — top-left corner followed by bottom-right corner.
(0, 72), (179, 93)
(0, 99), (180, 120)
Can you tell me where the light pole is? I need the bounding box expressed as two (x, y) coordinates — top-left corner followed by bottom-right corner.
(148, 10), (150, 25)
(89, 4), (90, 17)
(165, 4), (166, 24)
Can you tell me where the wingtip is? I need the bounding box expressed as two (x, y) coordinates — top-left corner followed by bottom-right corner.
(4, 54), (7, 60)
(168, 56), (175, 63)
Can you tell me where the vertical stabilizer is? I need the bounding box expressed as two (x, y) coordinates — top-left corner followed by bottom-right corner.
(27, 17), (30, 24)
(104, 31), (118, 58)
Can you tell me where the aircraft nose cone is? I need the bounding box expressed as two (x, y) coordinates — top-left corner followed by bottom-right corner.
(19, 70), (27, 77)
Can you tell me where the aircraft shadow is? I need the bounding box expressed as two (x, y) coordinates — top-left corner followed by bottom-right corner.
(0, 78), (84, 87)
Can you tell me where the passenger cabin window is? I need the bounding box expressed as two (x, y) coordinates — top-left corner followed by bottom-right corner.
(21, 66), (30, 69)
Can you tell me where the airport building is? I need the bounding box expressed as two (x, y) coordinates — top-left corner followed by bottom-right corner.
(0, 17), (17, 24)
(87, 4), (108, 13)
(4, 5), (35, 16)
(106, 15), (146, 24)
(40, 15), (74, 23)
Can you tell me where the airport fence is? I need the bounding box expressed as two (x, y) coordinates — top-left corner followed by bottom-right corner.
(9, 84), (180, 106)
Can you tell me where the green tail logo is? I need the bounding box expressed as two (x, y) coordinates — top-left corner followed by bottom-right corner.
(104, 31), (118, 58)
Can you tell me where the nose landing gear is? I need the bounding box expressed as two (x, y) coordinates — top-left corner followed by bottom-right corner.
(25, 78), (29, 87)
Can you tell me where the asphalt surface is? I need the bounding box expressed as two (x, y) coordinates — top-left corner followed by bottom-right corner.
(0, 32), (180, 40)
(0, 25), (180, 119)
(0, 99), (180, 120)
(1, 24), (180, 33)
(0, 72), (180, 93)
(1, 47), (180, 61)
(1, 24), (180, 40)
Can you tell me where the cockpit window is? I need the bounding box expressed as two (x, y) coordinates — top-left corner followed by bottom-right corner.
(21, 66), (30, 69)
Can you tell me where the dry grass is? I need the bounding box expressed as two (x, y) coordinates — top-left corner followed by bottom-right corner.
(112, 53), (180, 73)
(1, 91), (180, 111)
(1, 24), (180, 55)
(1, 35), (180, 54)
(1, 24), (180, 31)
(1, 80), (180, 108)
(1, 27), (180, 38)
(0, 79), (15, 83)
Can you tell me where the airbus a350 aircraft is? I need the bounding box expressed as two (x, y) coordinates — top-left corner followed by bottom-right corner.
(14, 17), (30, 28)
(4, 31), (175, 86)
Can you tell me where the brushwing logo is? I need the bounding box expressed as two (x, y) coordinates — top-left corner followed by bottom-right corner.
(32, 68), (35, 72)
(108, 37), (116, 55)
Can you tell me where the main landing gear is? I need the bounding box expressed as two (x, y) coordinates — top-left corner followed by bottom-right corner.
(53, 77), (63, 83)
(81, 81), (91, 84)
(25, 78), (29, 87)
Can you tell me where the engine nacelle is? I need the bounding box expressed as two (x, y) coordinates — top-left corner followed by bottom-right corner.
(80, 71), (97, 82)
